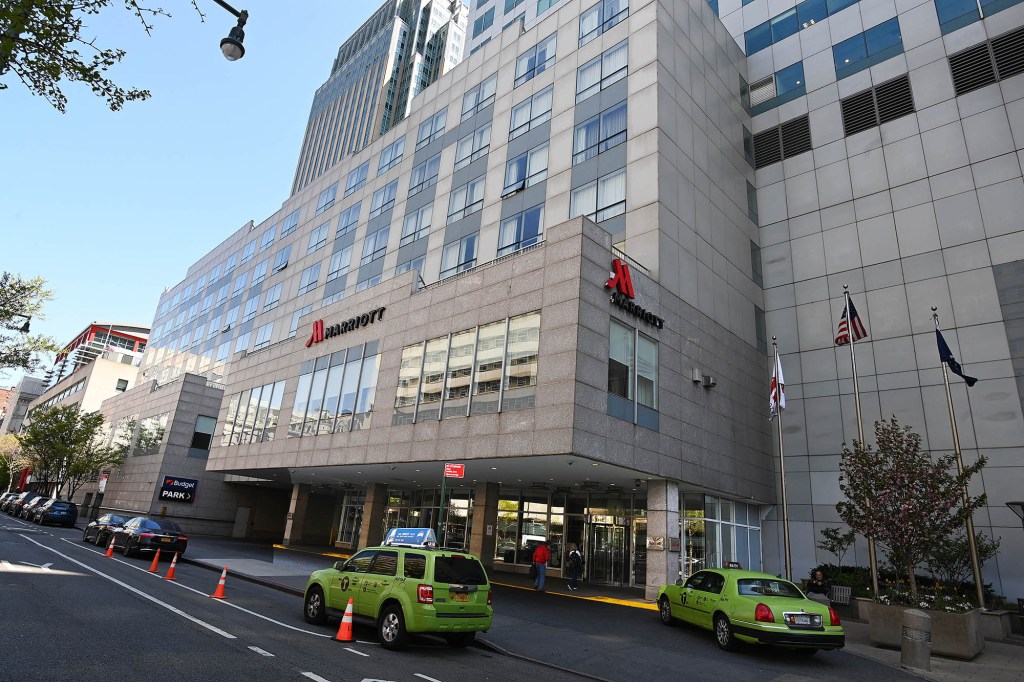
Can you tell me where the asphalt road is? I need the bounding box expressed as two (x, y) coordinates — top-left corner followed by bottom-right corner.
(0, 517), (577, 682)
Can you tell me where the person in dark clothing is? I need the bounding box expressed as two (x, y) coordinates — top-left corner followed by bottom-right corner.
(806, 569), (830, 604)
(533, 540), (550, 591)
(566, 542), (583, 591)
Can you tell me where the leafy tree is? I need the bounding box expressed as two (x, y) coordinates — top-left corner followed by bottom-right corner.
(817, 526), (856, 567)
(16, 404), (126, 499)
(0, 0), (205, 113)
(0, 272), (57, 373)
(0, 433), (28, 491)
(837, 417), (987, 598)
(925, 531), (1000, 596)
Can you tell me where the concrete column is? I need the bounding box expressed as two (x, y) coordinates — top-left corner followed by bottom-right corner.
(644, 479), (679, 601)
(282, 483), (311, 546)
(357, 483), (389, 548)
(470, 482), (500, 569)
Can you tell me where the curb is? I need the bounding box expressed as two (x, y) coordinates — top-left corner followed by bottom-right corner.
(180, 556), (305, 597)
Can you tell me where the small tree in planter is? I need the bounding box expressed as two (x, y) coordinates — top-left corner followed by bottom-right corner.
(837, 417), (987, 599)
(925, 531), (1000, 598)
(817, 526), (856, 568)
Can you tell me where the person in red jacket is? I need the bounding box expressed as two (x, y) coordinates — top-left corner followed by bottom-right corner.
(532, 540), (550, 591)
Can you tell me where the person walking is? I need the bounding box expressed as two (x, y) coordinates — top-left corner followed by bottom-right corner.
(566, 543), (583, 591)
(532, 540), (550, 591)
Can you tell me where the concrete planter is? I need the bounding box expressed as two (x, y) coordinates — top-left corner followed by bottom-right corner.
(866, 602), (985, 660)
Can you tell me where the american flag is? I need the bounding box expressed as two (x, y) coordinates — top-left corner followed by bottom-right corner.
(835, 297), (868, 346)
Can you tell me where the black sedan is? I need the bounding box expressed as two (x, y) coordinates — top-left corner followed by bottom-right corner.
(9, 492), (42, 518)
(32, 499), (79, 527)
(83, 513), (128, 547)
(111, 517), (188, 558)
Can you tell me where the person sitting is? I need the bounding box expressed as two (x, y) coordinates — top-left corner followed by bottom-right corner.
(805, 569), (830, 604)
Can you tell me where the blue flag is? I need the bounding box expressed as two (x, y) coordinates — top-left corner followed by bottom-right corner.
(936, 329), (977, 387)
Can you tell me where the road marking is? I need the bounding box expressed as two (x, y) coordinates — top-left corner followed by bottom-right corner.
(20, 561), (53, 570)
(248, 646), (275, 657)
(22, 534), (236, 639)
(415, 674), (442, 682)
(58, 538), (333, 638)
(301, 673), (332, 682)
(344, 647), (368, 657)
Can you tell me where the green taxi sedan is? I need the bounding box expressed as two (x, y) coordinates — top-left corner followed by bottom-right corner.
(657, 568), (845, 653)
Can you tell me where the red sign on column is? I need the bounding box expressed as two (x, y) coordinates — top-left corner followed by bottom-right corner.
(444, 463), (465, 478)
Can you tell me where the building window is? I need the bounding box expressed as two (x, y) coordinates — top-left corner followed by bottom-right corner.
(570, 168), (626, 222)
(514, 33), (556, 88)
(369, 180), (399, 217)
(609, 319), (633, 400)
(225, 253), (238, 273)
(537, 0), (560, 15)
(263, 283), (283, 312)
(505, 0), (525, 12)
(253, 322), (274, 351)
(448, 176), (486, 223)
(455, 123), (492, 169)
(747, 181), (758, 225)
(360, 226), (390, 265)
(462, 73), (497, 121)
(935, 0), (981, 33)
(378, 136), (406, 175)
(272, 244), (291, 273)
(509, 86), (553, 139)
(337, 203), (360, 238)
(755, 305), (767, 353)
(743, 126), (754, 167)
(750, 240), (763, 287)
(307, 221), (330, 255)
(745, 0), (857, 55)
(316, 182), (339, 215)
(224, 305), (239, 331)
(192, 326), (204, 348)
(576, 40), (628, 101)
(200, 294), (213, 313)
(356, 273), (382, 292)
(216, 341), (230, 362)
(503, 144), (548, 196)
(232, 272), (248, 297)
(207, 315), (221, 340)
(115, 379), (128, 393)
(833, 18), (903, 80)
(409, 154), (441, 195)
(186, 303), (198, 323)
(401, 204), (432, 246)
(188, 415), (217, 457)
(327, 246), (353, 282)
(251, 259), (269, 286)
(235, 332), (251, 353)
(242, 296), (259, 323)
(579, 0), (628, 46)
(572, 101), (626, 164)
(396, 256), (425, 280)
(288, 347), (381, 438)
(345, 161), (370, 197)
(472, 6), (495, 37)
(280, 209), (300, 237)
(498, 205), (544, 256)
(749, 61), (805, 115)
(259, 226), (276, 252)
(134, 413), (168, 456)
(298, 263), (321, 295)
(416, 108), (447, 148)
(240, 239), (256, 264)
(289, 304), (313, 338)
(441, 233), (478, 278)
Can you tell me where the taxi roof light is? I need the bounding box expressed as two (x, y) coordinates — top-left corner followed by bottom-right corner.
(383, 527), (439, 548)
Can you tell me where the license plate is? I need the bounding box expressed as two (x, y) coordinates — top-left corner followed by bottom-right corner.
(452, 593), (469, 602)
(160, 537), (174, 543)
(784, 612), (820, 627)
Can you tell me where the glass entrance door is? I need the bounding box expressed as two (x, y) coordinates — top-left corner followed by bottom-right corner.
(588, 524), (628, 585)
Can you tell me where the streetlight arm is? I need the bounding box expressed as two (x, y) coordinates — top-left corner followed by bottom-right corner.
(210, 0), (247, 22)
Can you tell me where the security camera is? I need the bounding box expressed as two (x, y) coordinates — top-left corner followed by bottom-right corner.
(634, 479), (642, 488)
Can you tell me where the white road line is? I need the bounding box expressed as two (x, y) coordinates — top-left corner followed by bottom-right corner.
(300, 673), (332, 682)
(415, 675), (442, 682)
(248, 646), (275, 657)
(343, 646), (369, 657)
(22, 534), (236, 640)
(58, 538), (332, 638)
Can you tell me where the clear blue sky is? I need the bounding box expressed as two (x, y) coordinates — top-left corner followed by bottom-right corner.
(1, 1), (366, 385)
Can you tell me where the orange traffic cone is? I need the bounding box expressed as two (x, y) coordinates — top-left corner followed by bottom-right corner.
(334, 597), (354, 642)
(147, 548), (162, 573)
(164, 552), (179, 581)
(210, 566), (229, 599)
(104, 537), (115, 558)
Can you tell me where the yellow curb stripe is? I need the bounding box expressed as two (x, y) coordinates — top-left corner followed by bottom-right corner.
(273, 544), (349, 559)
(491, 580), (658, 611)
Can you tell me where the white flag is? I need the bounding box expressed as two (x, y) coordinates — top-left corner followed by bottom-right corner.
(769, 354), (785, 420)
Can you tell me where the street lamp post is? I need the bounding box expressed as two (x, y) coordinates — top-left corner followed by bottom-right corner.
(7, 314), (30, 333)
(211, 0), (249, 61)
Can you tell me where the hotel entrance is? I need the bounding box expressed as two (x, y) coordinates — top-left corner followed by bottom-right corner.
(586, 515), (647, 587)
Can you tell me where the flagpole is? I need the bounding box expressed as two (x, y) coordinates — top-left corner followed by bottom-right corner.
(845, 284), (880, 596)
(932, 307), (986, 609)
(772, 337), (792, 582)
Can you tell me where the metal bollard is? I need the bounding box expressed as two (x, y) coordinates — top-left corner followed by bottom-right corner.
(900, 608), (932, 672)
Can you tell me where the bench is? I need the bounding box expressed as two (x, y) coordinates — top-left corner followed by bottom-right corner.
(829, 585), (852, 606)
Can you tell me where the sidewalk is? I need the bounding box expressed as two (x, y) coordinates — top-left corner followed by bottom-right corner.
(181, 536), (1024, 682)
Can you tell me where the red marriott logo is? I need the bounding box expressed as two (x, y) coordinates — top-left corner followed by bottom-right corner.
(606, 258), (635, 299)
(305, 306), (387, 347)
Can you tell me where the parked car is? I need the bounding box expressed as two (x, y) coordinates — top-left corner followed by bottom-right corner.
(110, 517), (188, 558)
(657, 567), (845, 654)
(32, 499), (79, 527)
(0, 492), (18, 511)
(82, 513), (128, 547)
(7, 492), (42, 517)
(19, 495), (50, 520)
(303, 527), (493, 650)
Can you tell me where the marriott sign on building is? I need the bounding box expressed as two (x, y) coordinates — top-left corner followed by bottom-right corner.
(89, 0), (1024, 600)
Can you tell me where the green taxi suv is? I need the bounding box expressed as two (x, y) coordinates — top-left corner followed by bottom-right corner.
(303, 528), (493, 650)
(657, 567), (845, 654)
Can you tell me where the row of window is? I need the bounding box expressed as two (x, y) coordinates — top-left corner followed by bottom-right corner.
(745, 0), (861, 55)
(288, 343), (382, 438)
(935, 0), (1024, 35)
(221, 380), (286, 446)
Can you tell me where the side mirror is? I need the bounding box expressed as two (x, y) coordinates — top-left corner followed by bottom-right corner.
(675, 578), (684, 586)
(334, 560), (347, 571)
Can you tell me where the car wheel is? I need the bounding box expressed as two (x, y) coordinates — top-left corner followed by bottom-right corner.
(714, 614), (737, 651)
(378, 604), (409, 651)
(82, 530), (91, 543)
(659, 596), (675, 626)
(123, 539), (134, 557)
(444, 632), (476, 648)
(94, 532), (105, 547)
(304, 587), (327, 625)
